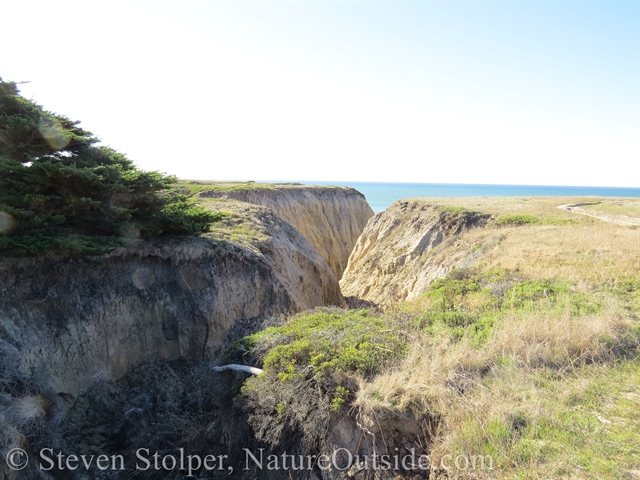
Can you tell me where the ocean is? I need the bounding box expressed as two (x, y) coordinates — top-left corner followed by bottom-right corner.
(296, 182), (640, 213)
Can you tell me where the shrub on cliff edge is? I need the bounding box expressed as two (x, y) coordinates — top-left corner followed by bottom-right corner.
(0, 79), (220, 255)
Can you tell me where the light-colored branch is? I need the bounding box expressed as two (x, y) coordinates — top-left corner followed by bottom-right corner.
(212, 364), (263, 375)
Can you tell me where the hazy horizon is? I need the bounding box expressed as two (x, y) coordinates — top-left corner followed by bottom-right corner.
(192, 179), (640, 190)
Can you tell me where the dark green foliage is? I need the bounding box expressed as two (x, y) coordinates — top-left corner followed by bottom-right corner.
(0, 79), (220, 255)
(0, 232), (120, 256)
(0, 80), (98, 161)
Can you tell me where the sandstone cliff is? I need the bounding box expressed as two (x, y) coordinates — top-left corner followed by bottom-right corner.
(202, 198), (345, 311)
(198, 184), (374, 279)
(340, 200), (492, 306)
(0, 199), (343, 401)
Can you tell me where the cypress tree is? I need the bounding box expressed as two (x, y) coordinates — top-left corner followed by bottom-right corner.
(0, 79), (219, 255)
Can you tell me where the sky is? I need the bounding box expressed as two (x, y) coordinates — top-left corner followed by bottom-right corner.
(0, 0), (638, 187)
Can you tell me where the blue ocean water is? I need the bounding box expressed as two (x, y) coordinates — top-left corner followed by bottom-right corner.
(296, 182), (640, 213)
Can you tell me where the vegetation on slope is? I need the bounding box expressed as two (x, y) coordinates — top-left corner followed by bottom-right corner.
(227, 197), (639, 479)
(0, 79), (220, 256)
(372, 268), (639, 478)
(172, 180), (279, 196)
(360, 199), (640, 479)
(222, 308), (408, 452)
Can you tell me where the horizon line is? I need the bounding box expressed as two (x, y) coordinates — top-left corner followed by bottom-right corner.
(185, 179), (640, 190)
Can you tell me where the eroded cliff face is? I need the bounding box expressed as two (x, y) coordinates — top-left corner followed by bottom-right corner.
(340, 200), (492, 307)
(204, 199), (345, 311)
(199, 185), (374, 279)
(0, 201), (343, 402)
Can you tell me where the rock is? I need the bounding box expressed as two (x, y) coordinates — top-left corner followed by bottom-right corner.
(199, 185), (374, 279)
(340, 201), (491, 306)
(0, 190), (355, 403)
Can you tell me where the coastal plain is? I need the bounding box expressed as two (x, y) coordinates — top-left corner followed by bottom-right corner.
(1, 182), (638, 480)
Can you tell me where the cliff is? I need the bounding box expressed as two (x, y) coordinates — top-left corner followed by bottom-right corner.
(202, 198), (345, 310)
(340, 200), (492, 306)
(197, 184), (374, 279)
(0, 198), (343, 401)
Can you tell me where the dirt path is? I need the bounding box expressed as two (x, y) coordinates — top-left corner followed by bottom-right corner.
(557, 203), (640, 226)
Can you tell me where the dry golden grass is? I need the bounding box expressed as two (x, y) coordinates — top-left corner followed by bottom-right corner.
(405, 196), (589, 222)
(480, 223), (640, 286)
(405, 195), (638, 224)
(580, 198), (640, 224)
(198, 198), (270, 250)
(354, 196), (640, 479)
(357, 302), (638, 478)
(358, 299), (630, 411)
(422, 196), (640, 286)
(391, 196), (640, 290)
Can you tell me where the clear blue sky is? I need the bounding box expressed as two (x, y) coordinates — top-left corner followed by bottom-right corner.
(1, 1), (638, 187)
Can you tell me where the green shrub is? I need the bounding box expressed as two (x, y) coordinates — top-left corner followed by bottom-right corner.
(235, 309), (407, 380)
(440, 206), (475, 216)
(495, 214), (540, 226)
(501, 279), (570, 311)
(414, 270), (604, 346)
(427, 270), (483, 311)
(330, 386), (350, 411)
(236, 309), (407, 452)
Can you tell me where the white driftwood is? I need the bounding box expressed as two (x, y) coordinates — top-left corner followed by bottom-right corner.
(212, 364), (263, 375)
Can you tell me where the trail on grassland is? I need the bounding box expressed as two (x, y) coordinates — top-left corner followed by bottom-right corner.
(557, 203), (640, 226)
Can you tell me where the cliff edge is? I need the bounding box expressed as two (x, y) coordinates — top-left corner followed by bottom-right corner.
(0, 197), (344, 402)
(340, 200), (492, 306)
(197, 184), (374, 279)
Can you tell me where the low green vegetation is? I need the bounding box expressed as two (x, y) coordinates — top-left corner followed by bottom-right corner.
(412, 269), (604, 337)
(172, 180), (278, 196)
(224, 308), (408, 451)
(539, 216), (580, 225)
(440, 205), (476, 216)
(495, 214), (540, 226)
(493, 213), (580, 227)
(197, 199), (270, 249)
(0, 79), (221, 256)
(583, 202), (638, 215)
(362, 256), (639, 478)
(330, 385), (350, 411)
(225, 308), (407, 381)
(439, 206), (493, 227)
(227, 257), (638, 478)
(447, 361), (640, 479)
